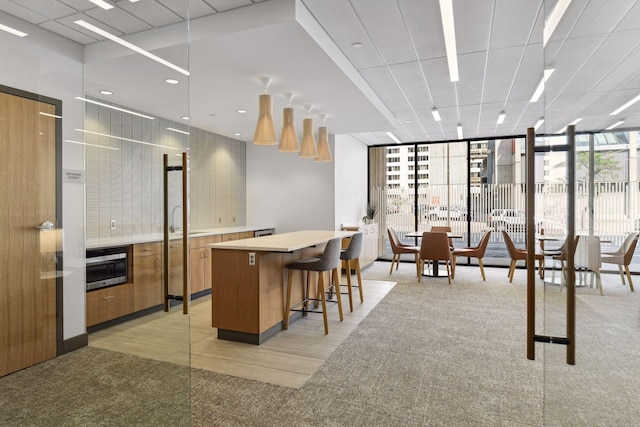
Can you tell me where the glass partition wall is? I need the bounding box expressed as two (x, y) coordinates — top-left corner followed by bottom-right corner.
(80, 1), (193, 423)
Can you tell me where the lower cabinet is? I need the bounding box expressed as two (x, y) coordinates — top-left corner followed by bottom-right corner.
(86, 283), (134, 327)
(133, 242), (162, 312)
(341, 223), (379, 269)
(87, 230), (266, 327)
(190, 235), (222, 294)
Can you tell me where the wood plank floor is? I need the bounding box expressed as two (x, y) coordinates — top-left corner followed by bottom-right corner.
(89, 277), (396, 389)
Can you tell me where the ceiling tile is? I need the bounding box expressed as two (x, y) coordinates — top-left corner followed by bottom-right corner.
(0, 0), (50, 24)
(40, 19), (98, 44)
(204, 0), (253, 12)
(84, 6), (152, 34)
(115, 0), (184, 28)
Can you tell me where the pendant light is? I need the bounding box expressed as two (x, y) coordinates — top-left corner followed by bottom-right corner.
(278, 92), (299, 152)
(315, 114), (333, 162)
(299, 104), (318, 158)
(253, 77), (277, 145)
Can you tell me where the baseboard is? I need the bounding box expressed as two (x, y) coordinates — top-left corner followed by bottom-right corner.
(62, 333), (88, 354)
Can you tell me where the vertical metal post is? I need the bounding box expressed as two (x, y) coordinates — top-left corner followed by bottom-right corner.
(588, 133), (595, 236)
(163, 154), (170, 312)
(567, 126), (576, 365)
(526, 128), (536, 360)
(182, 152), (189, 315)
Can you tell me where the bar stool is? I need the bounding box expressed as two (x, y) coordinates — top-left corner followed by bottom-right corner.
(340, 232), (364, 312)
(284, 237), (344, 334)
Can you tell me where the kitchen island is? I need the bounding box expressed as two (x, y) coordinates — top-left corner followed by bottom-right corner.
(208, 230), (353, 344)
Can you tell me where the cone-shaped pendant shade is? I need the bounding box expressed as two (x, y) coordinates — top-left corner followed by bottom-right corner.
(315, 126), (332, 162)
(299, 118), (318, 158)
(253, 94), (277, 145)
(278, 107), (299, 152)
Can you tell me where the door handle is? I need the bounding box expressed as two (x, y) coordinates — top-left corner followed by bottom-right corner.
(36, 221), (55, 230)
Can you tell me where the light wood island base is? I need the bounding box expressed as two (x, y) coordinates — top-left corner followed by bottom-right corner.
(209, 230), (353, 344)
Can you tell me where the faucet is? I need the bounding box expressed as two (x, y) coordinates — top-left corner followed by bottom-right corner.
(170, 205), (183, 233)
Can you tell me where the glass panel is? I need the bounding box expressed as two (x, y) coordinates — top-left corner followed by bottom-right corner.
(80, 0), (192, 422)
(543, 0), (640, 424)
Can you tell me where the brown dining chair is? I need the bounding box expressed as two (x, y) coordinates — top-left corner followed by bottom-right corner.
(452, 230), (491, 280)
(601, 232), (639, 291)
(551, 235), (580, 286)
(387, 227), (420, 276)
(418, 232), (452, 284)
(502, 231), (544, 283)
(431, 226), (454, 250)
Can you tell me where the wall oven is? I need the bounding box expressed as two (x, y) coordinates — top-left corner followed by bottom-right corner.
(86, 246), (129, 291)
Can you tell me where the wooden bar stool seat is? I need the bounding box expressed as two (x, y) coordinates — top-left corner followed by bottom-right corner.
(284, 237), (343, 334)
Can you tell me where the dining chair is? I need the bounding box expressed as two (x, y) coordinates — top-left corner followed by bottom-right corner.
(340, 232), (364, 312)
(601, 232), (639, 291)
(451, 230), (491, 280)
(387, 227), (420, 276)
(431, 226), (454, 250)
(551, 235), (580, 287)
(502, 231), (544, 283)
(418, 232), (452, 284)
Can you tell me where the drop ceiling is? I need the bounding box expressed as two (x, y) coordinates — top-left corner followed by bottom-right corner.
(2, 0), (640, 145)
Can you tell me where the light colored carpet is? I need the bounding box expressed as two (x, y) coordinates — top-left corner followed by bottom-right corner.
(2, 261), (639, 426)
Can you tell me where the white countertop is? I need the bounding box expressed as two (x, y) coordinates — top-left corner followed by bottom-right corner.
(208, 230), (354, 252)
(86, 226), (274, 249)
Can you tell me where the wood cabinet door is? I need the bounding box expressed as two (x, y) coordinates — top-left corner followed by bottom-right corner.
(133, 254), (162, 311)
(0, 90), (58, 376)
(190, 248), (205, 294)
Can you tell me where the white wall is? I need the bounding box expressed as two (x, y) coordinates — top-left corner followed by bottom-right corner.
(1, 12), (86, 340)
(246, 138), (335, 233)
(246, 133), (369, 233)
(334, 134), (369, 228)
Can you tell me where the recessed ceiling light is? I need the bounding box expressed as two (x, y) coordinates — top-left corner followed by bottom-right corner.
(99, 90), (113, 95)
(165, 78), (179, 85)
(167, 127), (190, 135)
(432, 108), (442, 122)
(352, 42), (363, 48)
(89, 0), (114, 10)
(385, 132), (401, 144)
(439, 0), (459, 82)
(534, 118), (544, 131)
(181, 116), (190, 120)
(233, 133), (241, 136)
(456, 124), (463, 139)
(0, 23), (27, 37)
(237, 109), (247, 114)
(405, 120), (412, 123)
(39, 112), (63, 119)
(76, 129), (178, 150)
(610, 93), (640, 116)
(497, 112), (506, 125)
(530, 68), (555, 103)
(605, 120), (625, 130)
(543, 0), (572, 47)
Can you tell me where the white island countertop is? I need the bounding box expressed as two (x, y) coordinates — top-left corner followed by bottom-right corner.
(208, 230), (354, 252)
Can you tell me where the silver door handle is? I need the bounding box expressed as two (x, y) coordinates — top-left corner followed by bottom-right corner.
(36, 221), (54, 230)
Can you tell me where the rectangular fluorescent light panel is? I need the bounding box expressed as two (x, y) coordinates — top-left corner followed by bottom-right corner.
(76, 129), (179, 150)
(75, 97), (155, 119)
(543, 0), (572, 47)
(432, 109), (442, 122)
(167, 127), (190, 136)
(456, 124), (463, 139)
(605, 120), (624, 130)
(74, 20), (189, 76)
(497, 112), (505, 125)
(89, 0), (114, 10)
(610, 93), (640, 115)
(40, 112), (63, 119)
(534, 118), (544, 131)
(530, 68), (555, 103)
(66, 139), (119, 150)
(0, 23), (27, 37)
(439, 0), (459, 82)
(385, 132), (401, 144)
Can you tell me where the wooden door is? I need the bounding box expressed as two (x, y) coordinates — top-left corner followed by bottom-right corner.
(0, 90), (58, 376)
